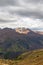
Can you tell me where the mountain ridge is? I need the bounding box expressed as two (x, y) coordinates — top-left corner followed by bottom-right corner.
(0, 28), (43, 52)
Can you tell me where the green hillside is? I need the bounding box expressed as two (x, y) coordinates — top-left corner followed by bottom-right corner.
(0, 49), (43, 65)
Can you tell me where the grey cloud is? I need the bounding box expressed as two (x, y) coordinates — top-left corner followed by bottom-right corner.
(18, 11), (43, 19)
(9, 8), (43, 20)
(0, 0), (43, 7)
(5, 0), (43, 20)
(24, 0), (43, 4)
(0, 0), (18, 6)
(0, 0), (43, 22)
(0, 19), (17, 22)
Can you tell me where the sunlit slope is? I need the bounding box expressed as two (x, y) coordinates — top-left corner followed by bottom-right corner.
(0, 49), (43, 65)
(17, 49), (43, 65)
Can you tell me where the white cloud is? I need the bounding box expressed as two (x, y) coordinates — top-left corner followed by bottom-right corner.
(0, 17), (43, 31)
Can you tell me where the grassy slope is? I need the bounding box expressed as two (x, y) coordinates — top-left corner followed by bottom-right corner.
(0, 49), (43, 65)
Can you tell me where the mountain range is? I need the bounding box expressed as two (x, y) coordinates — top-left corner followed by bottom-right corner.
(0, 28), (43, 53)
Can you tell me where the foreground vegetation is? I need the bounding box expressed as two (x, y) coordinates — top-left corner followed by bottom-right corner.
(0, 49), (43, 65)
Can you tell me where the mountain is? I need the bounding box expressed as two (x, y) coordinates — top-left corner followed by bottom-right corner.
(35, 31), (43, 35)
(0, 27), (43, 53)
(0, 49), (43, 65)
(15, 27), (30, 34)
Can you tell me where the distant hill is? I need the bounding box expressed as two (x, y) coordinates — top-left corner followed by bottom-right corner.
(35, 31), (43, 35)
(0, 28), (43, 52)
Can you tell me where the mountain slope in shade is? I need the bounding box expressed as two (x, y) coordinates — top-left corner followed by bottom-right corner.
(0, 28), (43, 52)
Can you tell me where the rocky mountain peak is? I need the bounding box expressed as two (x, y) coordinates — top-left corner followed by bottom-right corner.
(15, 27), (30, 34)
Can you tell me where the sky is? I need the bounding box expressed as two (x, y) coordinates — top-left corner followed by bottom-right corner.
(0, 0), (43, 31)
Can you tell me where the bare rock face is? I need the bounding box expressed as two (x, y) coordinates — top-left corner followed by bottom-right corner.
(15, 27), (30, 34)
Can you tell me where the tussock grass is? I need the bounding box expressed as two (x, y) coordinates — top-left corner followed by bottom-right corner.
(0, 49), (43, 65)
